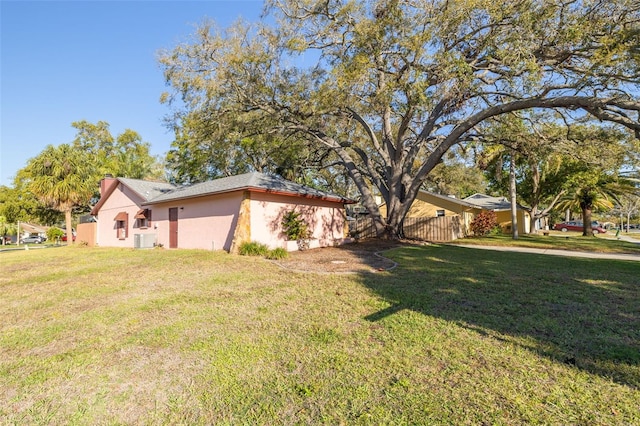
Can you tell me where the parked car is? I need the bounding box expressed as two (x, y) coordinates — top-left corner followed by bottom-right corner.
(61, 233), (76, 242)
(553, 221), (607, 234)
(20, 235), (46, 244)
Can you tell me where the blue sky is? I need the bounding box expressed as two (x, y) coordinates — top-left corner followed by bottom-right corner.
(1, 0), (264, 187)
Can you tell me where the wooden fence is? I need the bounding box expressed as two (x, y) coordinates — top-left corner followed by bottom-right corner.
(349, 215), (463, 242)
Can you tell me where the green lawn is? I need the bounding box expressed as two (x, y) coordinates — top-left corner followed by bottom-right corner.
(1, 245), (638, 424)
(452, 232), (640, 254)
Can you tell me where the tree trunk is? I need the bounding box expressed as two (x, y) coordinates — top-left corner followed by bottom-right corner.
(65, 209), (74, 246)
(509, 151), (519, 240)
(529, 206), (539, 235)
(582, 205), (593, 236)
(381, 205), (405, 240)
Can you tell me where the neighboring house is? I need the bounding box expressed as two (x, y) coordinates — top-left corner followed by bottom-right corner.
(463, 193), (530, 235)
(18, 223), (49, 241)
(90, 172), (352, 252)
(379, 191), (530, 236)
(400, 191), (480, 236)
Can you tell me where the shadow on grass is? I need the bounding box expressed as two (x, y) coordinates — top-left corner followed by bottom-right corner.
(360, 244), (640, 388)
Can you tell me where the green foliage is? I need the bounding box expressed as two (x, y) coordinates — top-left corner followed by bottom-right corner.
(238, 241), (270, 256)
(26, 144), (97, 211)
(423, 154), (488, 198)
(480, 117), (635, 232)
(47, 227), (64, 242)
(0, 179), (61, 225)
(554, 166), (633, 235)
(0, 216), (17, 244)
(281, 210), (310, 241)
(239, 241), (289, 259)
(159, 1), (640, 239)
(470, 211), (498, 236)
(5, 120), (166, 230)
(71, 120), (164, 181)
(266, 247), (288, 260)
(25, 144), (100, 245)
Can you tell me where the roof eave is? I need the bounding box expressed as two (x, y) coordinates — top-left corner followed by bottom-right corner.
(142, 185), (353, 206)
(90, 179), (122, 215)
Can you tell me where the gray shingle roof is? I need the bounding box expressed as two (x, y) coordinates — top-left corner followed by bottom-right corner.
(118, 178), (177, 202)
(418, 191), (481, 209)
(464, 193), (522, 211)
(135, 172), (349, 205)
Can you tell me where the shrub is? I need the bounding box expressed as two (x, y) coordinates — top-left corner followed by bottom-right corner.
(281, 210), (310, 241)
(470, 211), (498, 236)
(47, 227), (64, 242)
(266, 248), (288, 260)
(238, 241), (269, 256)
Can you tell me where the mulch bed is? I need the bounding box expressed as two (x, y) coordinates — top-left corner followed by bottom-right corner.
(272, 239), (422, 274)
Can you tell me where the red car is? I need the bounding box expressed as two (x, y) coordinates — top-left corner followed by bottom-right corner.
(62, 233), (76, 242)
(553, 221), (607, 234)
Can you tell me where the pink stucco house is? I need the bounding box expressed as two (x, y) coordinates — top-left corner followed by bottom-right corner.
(90, 172), (352, 252)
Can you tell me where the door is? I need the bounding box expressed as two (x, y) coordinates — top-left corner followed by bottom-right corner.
(169, 207), (178, 248)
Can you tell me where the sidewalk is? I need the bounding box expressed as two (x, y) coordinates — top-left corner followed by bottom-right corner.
(616, 234), (640, 244)
(452, 244), (640, 262)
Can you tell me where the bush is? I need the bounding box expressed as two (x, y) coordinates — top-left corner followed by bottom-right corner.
(266, 248), (288, 260)
(47, 227), (64, 242)
(281, 211), (310, 241)
(470, 211), (498, 236)
(238, 242), (288, 260)
(238, 241), (269, 256)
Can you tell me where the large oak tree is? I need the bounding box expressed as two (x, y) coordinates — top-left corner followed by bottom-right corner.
(160, 0), (640, 238)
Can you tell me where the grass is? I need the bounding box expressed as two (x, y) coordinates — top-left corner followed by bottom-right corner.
(451, 231), (640, 254)
(1, 244), (638, 424)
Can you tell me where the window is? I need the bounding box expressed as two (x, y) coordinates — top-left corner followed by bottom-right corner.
(114, 211), (128, 239)
(135, 209), (152, 229)
(436, 209), (445, 217)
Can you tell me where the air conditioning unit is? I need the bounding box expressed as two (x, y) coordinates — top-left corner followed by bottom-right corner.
(134, 233), (156, 249)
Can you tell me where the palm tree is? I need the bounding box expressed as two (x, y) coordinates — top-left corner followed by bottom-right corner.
(556, 187), (613, 236)
(554, 170), (632, 236)
(26, 144), (97, 245)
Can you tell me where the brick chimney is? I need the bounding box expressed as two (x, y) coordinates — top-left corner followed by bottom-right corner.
(100, 174), (117, 196)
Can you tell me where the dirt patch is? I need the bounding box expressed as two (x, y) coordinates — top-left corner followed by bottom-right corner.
(273, 239), (421, 274)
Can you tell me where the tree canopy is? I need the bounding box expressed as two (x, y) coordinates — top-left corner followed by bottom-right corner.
(71, 120), (165, 182)
(480, 116), (634, 232)
(2, 121), (166, 233)
(26, 144), (97, 245)
(160, 0), (640, 238)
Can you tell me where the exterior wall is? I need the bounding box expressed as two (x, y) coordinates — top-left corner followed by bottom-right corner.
(95, 184), (346, 252)
(408, 193), (481, 236)
(496, 210), (531, 235)
(249, 192), (346, 250)
(461, 211), (476, 236)
(407, 193), (469, 217)
(368, 195), (479, 237)
(95, 183), (150, 248)
(150, 192), (244, 251)
(229, 191), (251, 253)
